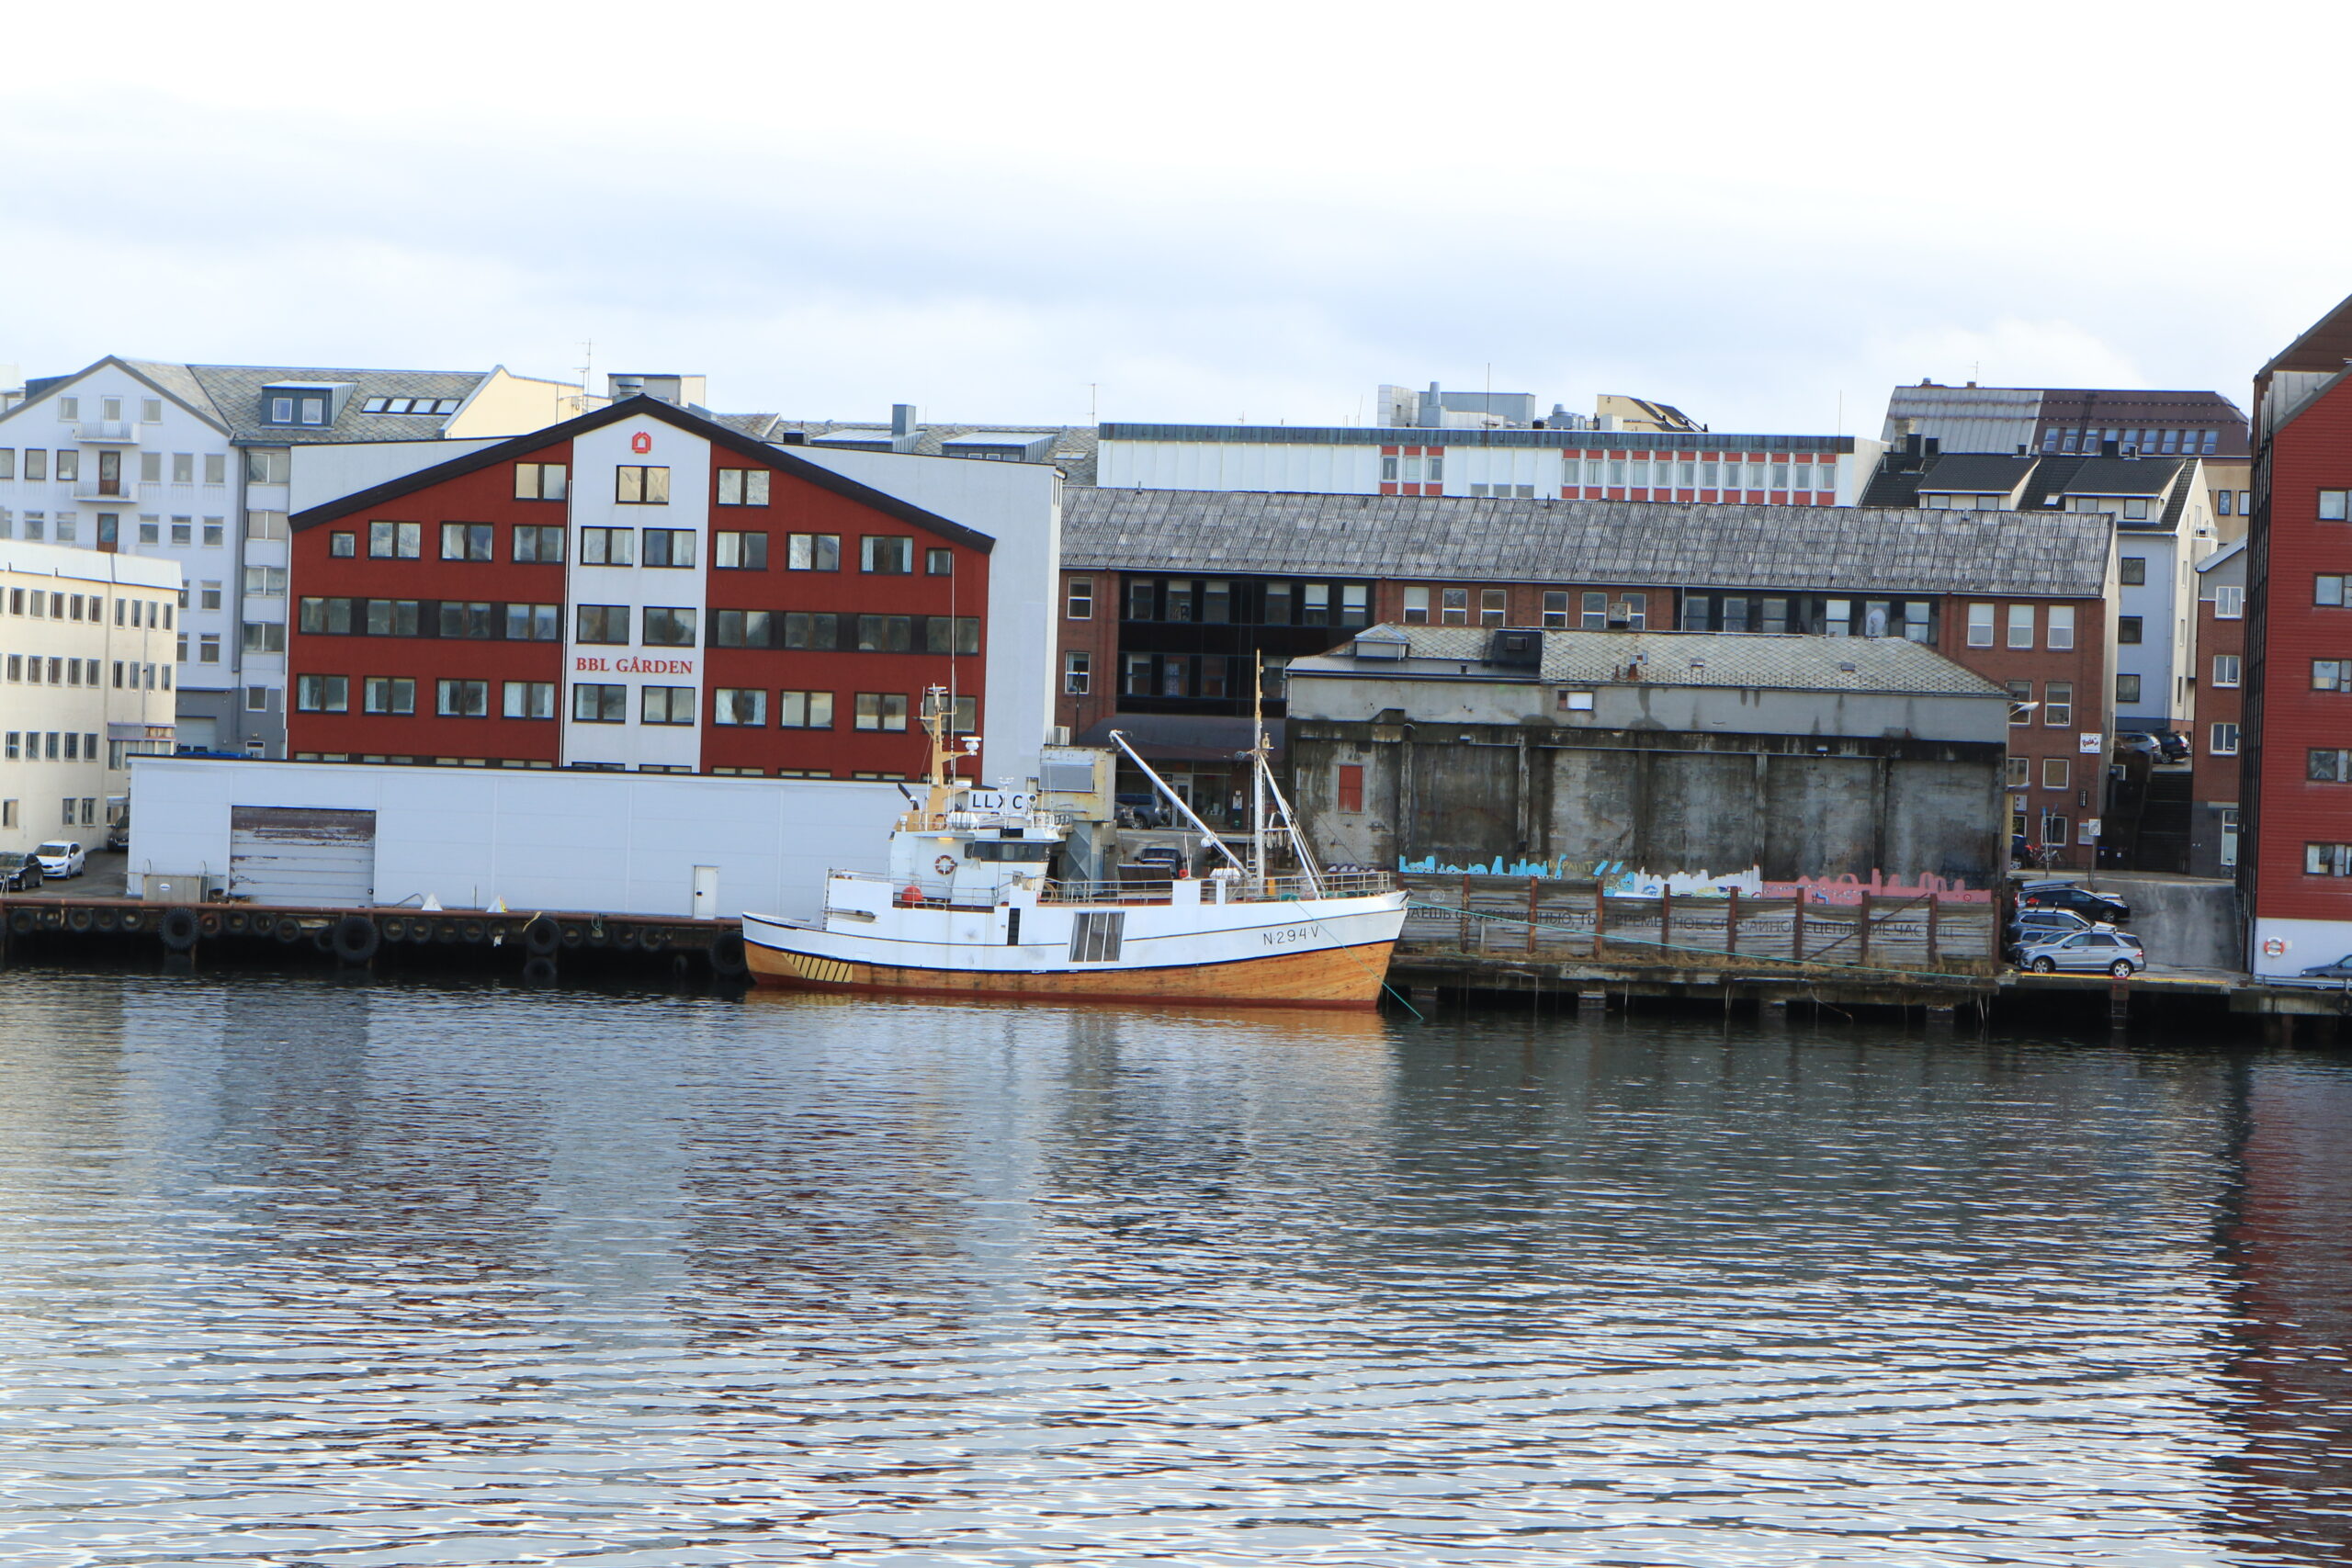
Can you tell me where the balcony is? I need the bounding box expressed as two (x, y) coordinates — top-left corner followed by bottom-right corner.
(72, 479), (144, 504)
(75, 421), (141, 444)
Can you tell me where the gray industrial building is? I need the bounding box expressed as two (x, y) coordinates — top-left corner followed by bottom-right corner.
(1286, 626), (2010, 886)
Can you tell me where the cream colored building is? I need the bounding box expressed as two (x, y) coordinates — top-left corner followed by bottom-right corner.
(0, 542), (180, 853)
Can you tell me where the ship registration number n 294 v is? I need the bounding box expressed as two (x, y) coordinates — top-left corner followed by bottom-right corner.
(1261, 923), (1326, 948)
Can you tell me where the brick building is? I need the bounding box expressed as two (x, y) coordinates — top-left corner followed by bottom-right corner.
(2242, 292), (2352, 975)
(284, 397), (1058, 784)
(1056, 489), (2116, 864)
(2188, 541), (2246, 878)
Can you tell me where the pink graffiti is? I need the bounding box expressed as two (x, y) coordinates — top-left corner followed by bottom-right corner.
(1759, 871), (1992, 905)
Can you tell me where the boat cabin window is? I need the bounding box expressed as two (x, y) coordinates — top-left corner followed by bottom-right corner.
(1069, 911), (1125, 963)
(964, 840), (1053, 862)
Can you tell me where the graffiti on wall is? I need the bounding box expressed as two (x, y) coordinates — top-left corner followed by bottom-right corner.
(1396, 854), (1992, 903)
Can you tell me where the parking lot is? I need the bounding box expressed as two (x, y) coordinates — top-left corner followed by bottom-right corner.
(12, 849), (130, 899)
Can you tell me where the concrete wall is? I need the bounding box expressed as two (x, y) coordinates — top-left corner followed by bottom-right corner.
(1295, 721), (2005, 887)
(128, 756), (905, 919)
(2063, 874), (2240, 971)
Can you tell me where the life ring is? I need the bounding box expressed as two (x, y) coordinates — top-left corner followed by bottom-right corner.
(934, 854), (957, 876)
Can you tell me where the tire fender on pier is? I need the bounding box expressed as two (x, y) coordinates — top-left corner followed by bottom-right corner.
(159, 907), (199, 953)
(332, 914), (381, 964)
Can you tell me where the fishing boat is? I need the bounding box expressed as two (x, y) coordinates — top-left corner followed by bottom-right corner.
(741, 684), (1407, 1007)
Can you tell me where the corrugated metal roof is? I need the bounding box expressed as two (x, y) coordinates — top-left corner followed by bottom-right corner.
(1062, 488), (2112, 599)
(1291, 625), (2008, 698)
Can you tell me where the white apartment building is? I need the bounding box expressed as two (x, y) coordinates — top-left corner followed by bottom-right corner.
(0, 358), (581, 760)
(0, 541), (180, 852)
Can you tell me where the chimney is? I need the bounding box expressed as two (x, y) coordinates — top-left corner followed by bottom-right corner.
(1419, 381), (1442, 429)
(2100, 436), (2120, 458)
(891, 402), (921, 454)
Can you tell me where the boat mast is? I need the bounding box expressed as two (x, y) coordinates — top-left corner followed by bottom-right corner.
(921, 683), (957, 824)
(1251, 654), (1269, 895)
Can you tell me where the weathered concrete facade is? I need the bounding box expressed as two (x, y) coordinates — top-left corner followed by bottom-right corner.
(1287, 627), (2008, 887)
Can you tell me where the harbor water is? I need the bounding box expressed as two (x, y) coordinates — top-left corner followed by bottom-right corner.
(0, 971), (2346, 1565)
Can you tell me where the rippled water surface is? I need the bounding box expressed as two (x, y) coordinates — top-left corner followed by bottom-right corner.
(0, 972), (2347, 1565)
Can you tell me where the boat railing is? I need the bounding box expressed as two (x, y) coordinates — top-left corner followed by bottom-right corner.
(1039, 870), (1394, 904)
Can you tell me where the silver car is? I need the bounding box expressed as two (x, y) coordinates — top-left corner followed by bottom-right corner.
(2018, 928), (2144, 977)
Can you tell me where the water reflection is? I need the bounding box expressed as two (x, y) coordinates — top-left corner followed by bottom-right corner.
(0, 974), (2344, 1565)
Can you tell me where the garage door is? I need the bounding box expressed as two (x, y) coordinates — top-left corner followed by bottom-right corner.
(229, 807), (377, 907)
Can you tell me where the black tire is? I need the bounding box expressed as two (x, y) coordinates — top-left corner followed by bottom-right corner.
(159, 907), (199, 953)
(332, 913), (381, 964)
(66, 908), (94, 932)
(614, 926), (639, 950)
(2030, 957), (2056, 974)
(94, 908), (119, 932)
(199, 912), (222, 937)
(523, 915), (560, 956)
(384, 916), (411, 942)
(560, 922), (585, 948)
(639, 926), (667, 951)
(9, 908), (39, 935)
(2109, 960), (2135, 979)
(522, 955), (559, 986)
(224, 910), (250, 936)
(275, 917), (304, 944)
(709, 931), (749, 979)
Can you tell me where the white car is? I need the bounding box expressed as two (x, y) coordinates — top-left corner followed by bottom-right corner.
(31, 840), (85, 878)
(2018, 928), (2144, 977)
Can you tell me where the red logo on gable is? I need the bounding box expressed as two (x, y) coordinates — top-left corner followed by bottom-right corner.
(630, 432), (652, 454)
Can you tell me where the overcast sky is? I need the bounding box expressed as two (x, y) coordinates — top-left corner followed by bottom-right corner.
(6, 1), (2345, 435)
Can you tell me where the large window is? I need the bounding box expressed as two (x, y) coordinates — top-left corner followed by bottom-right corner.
(436, 679), (488, 716)
(368, 520), (421, 558)
(712, 610), (775, 649)
(571, 683), (626, 722)
(641, 607), (697, 647)
(2305, 843), (2352, 875)
(778, 691), (833, 728)
(923, 616), (981, 654)
(1066, 577), (1093, 619)
(2006, 681), (2033, 726)
(1062, 651), (1090, 694)
(2322, 491), (2348, 522)
(1479, 589), (1507, 627)
(437, 602), (495, 639)
(2118, 615), (2143, 645)
(1402, 586), (1430, 625)
(642, 529), (695, 568)
(2117, 673), (2142, 704)
(715, 468), (771, 505)
(2212, 654), (2241, 687)
(788, 534), (840, 571)
(505, 604), (560, 641)
(2041, 758), (2070, 790)
(640, 686), (695, 725)
(1441, 588), (1469, 625)
(714, 688), (768, 726)
(514, 525), (565, 563)
(514, 462), (568, 501)
(2215, 585), (2244, 619)
(580, 527), (635, 566)
(861, 536), (912, 574)
(440, 523), (493, 561)
(784, 612), (838, 649)
(577, 604), (630, 644)
(503, 682), (556, 719)
(856, 615), (913, 652)
(2316, 660), (2349, 692)
(615, 466), (670, 504)
(2211, 723), (2239, 755)
(716, 531), (767, 570)
(2048, 605), (2075, 650)
(365, 599), (421, 636)
(295, 674), (348, 712)
(363, 677), (414, 715)
(2007, 604), (2035, 649)
(1967, 604), (1995, 647)
(2043, 682), (2073, 727)
(854, 693), (909, 731)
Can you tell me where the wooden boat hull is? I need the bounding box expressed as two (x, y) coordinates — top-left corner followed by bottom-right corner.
(745, 933), (1399, 1009)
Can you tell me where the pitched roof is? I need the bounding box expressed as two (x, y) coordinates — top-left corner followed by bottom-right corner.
(185, 364), (492, 445)
(1062, 488), (2112, 599)
(288, 395), (995, 551)
(1291, 625), (2007, 698)
(1912, 453), (2037, 494)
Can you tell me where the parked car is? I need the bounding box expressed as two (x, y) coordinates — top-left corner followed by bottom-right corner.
(2018, 879), (2131, 925)
(2293, 954), (2352, 986)
(2150, 729), (2191, 763)
(2006, 907), (2114, 958)
(31, 841), (85, 879)
(1133, 844), (1187, 876)
(2018, 928), (2146, 977)
(2113, 732), (2162, 762)
(0, 852), (44, 893)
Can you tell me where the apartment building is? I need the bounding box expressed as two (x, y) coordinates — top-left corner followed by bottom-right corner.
(282, 396), (1059, 784)
(2241, 291), (2352, 976)
(1056, 488), (2115, 866)
(0, 541), (180, 852)
(2188, 541), (2246, 878)
(0, 356), (582, 759)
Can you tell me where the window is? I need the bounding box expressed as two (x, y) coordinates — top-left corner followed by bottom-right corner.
(615, 466), (670, 504)
(434, 679), (488, 716)
(364, 677), (415, 715)
(1062, 651), (1091, 694)
(2120, 557), (2146, 586)
(1480, 589), (1508, 626)
(778, 691), (833, 728)
(364, 599), (421, 636)
(368, 521), (421, 558)
(1264, 582), (1293, 624)
(2041, 758), (2070, 790)
(1621, 593), (1646, 631)
(203, 518), (224, 547)
(2312, 748), (2352, 781)
(54, 451), (79, 482)
(22, 450), (43, 482)
(715, 531), (767, 570)
(788, 533), (840, 570)
(169, 452), (193, 484)
(1402, 586), (1430, 625)
(438, 522), (494, 561)
(2044, 682), (2073, 727)
(577, 604), (630, 644)
(2322, 491), (2348, 522)
(1441, 588), (1469, 625)
(2216, 585), (2244, 619)
(514, 462), (568, 501)
(715, 468), (771, 506)
(1126, 580), (1157, 621)
(641, 528), (695, 568)
(1539, 592), (1569, 629)
(295, 674), (348, 712)
(437, 602), (495, 638)
(2042, 813), (2070, 847)
(923, 691), (979, 735)
(1302, 583), (1329, 626)
(329, 531), (356, 558)
(640, 686), (695, 725)
(784, 612), (838, 649)
(857, 615), (914, 652)
(641, 607), (697, 647)
(245, 449), (290, 484)
(2007, 680), (2034, 726)
(2211, 723), (2239, 755)
(241, 623), (284, 654)
(2007, 756), (2030, 788)
(1066, 577), (1094, 619)
(571, 683), (627, 722)
(2048, 605), (2075, 650)
(2212, 654), (2241, 687)
(713, 688), (768, 726)
(245, 686), (270, 713)
(1340, 584), (1369, 626)
(1966, 604), (1994, 647)
(1337, 763), (1364, 814)
(197, 633), (221, 663)
(1069, 910), (1125, 963)
(2007, 604), (2034, 649)
(927, 547), (955, 576)
(579, 526), (635, 566)
(2307, 843), (2352, 875)
(2217, 489), (2233, 517)
(861, 536), (912, 573)
(504, 604), (560, 641)
(923, 616), (981, 654)
(2317, 660), (2349, 692)
(2117, 673), (2143, 704)
(2123, 499), (2151, 522)
(514, 525), (565, 563)
(854, 693), (909, 731)
(2118, 615), (2143, 645)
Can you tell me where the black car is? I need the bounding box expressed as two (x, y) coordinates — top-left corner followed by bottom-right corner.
(1133, 844), (1187, 876)
(0, 852), (44, 893)
(2150, 729), (2191, 763)
(2017, 878), (2131, 926)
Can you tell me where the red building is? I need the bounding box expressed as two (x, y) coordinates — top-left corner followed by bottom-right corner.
(285, 398), (1009, 781)
(2244, 291), (2352, 976)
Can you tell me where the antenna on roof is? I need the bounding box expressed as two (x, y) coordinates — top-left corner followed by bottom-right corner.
(566, 340), (594, 418)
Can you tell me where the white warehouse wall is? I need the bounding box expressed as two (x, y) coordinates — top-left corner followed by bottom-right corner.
(129, 757), (906, 920)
